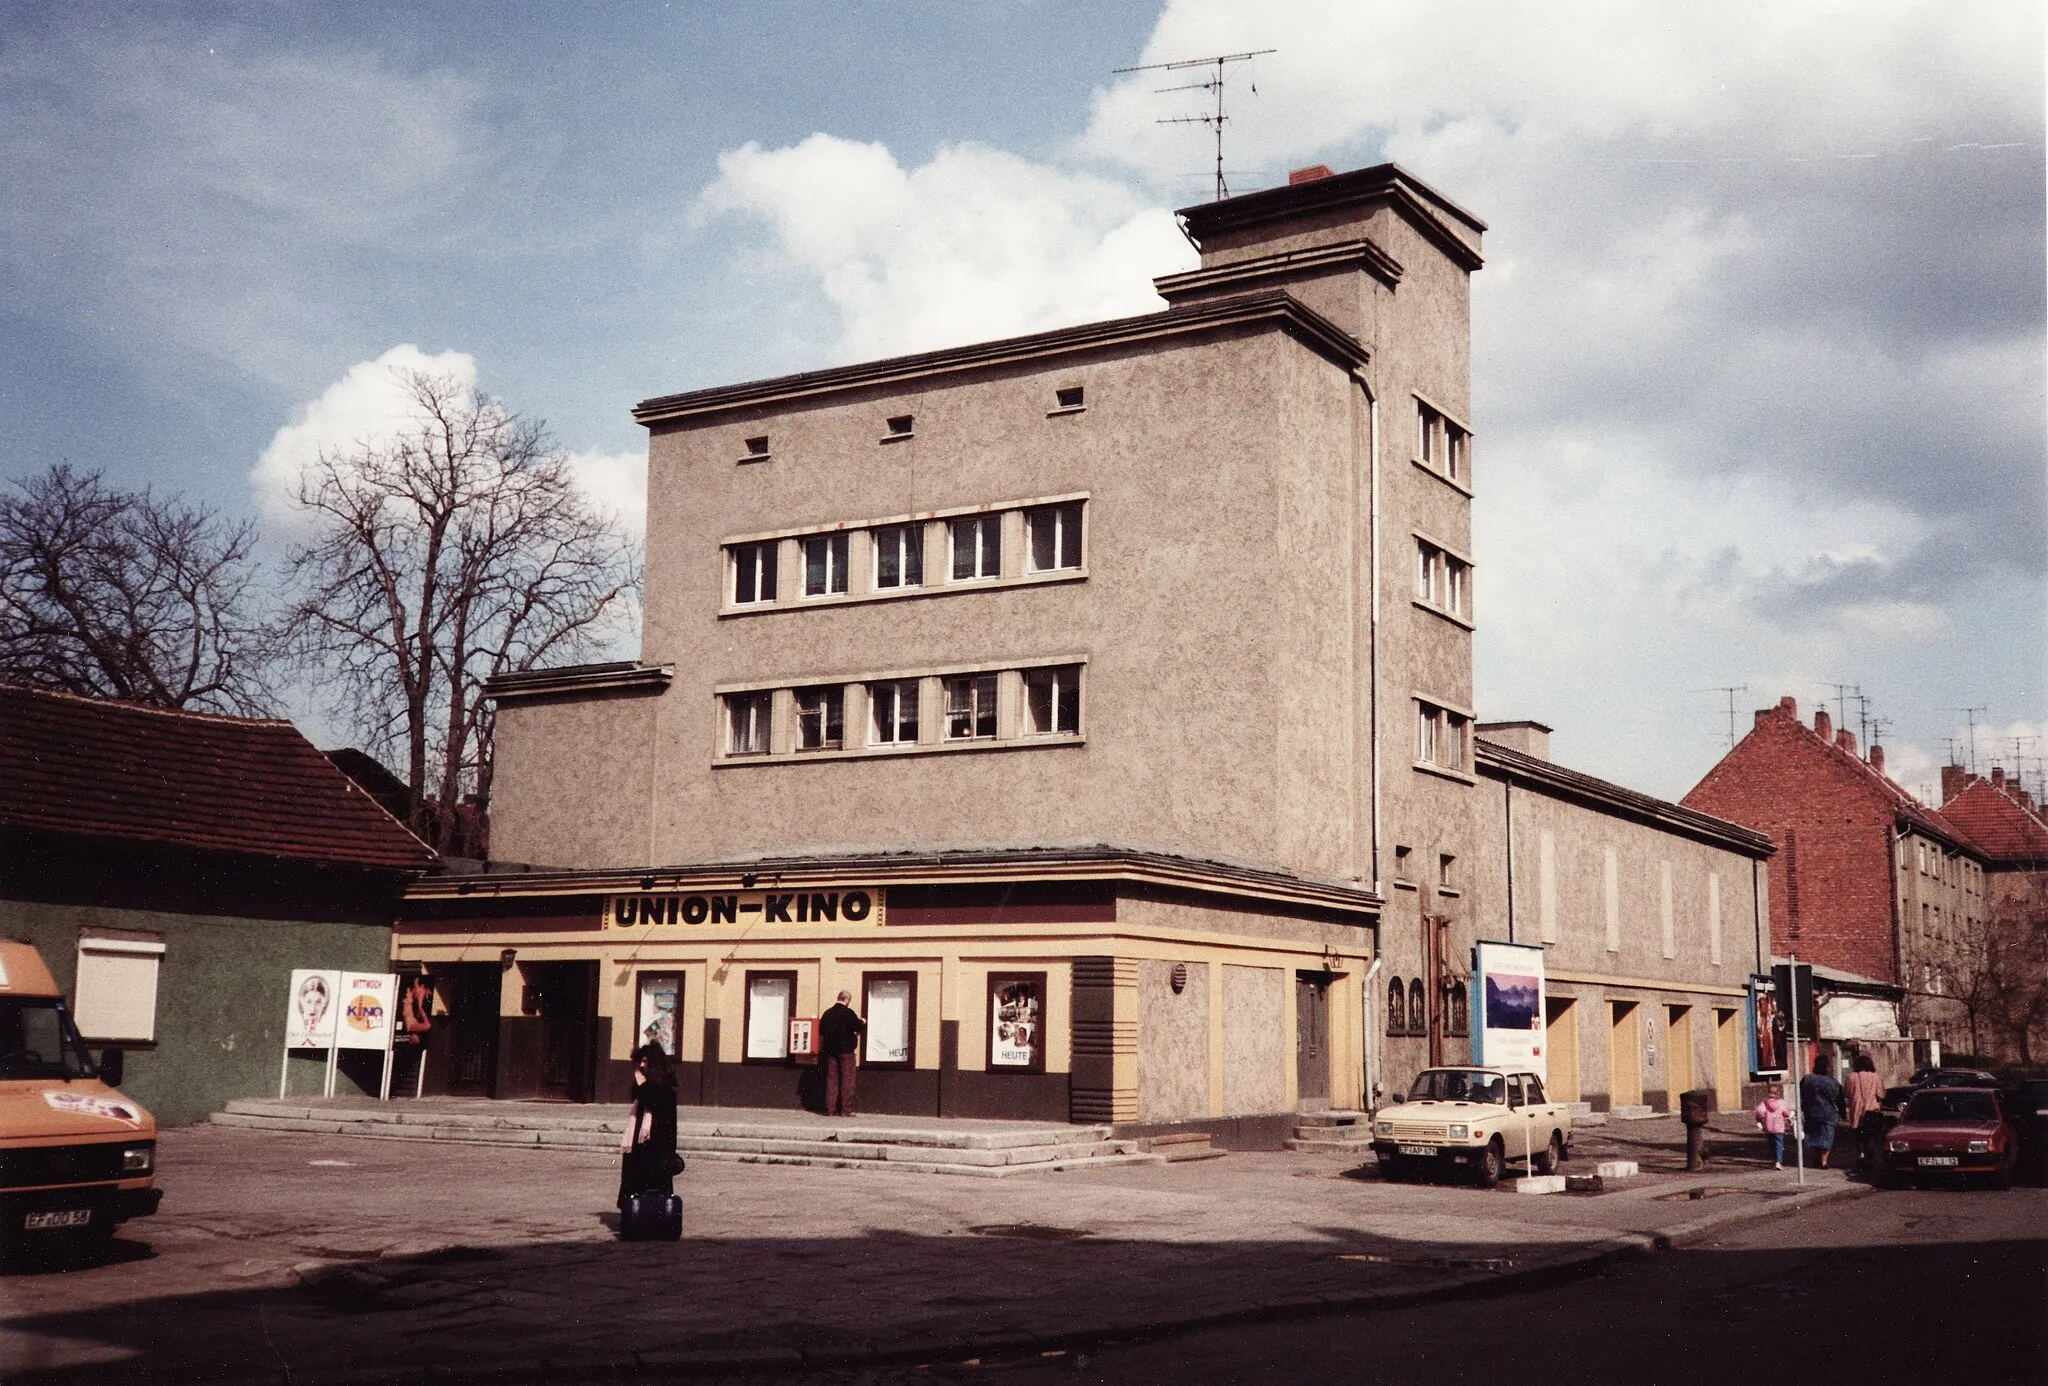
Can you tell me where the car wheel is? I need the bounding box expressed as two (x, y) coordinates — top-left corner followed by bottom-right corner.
(1475, 1140), (1505, 1188)
(1534, 1131), (1563, 1176)
(1989, 1151), (2014, 1192)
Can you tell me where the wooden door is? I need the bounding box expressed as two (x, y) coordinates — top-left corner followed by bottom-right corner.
(1666, 1005), (1694, 1105)
(1545, 997), (1580, 1102)
(533, 962), (597, 1101)
(1714, 1007), (1743, 1111)
(1608, 1001), (1642, 1108)
(443, 964), (501, 1097)
(1295, 975), (1330, 1109)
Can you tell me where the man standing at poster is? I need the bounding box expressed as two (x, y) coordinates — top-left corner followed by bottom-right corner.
(819, 991), (866, 1118)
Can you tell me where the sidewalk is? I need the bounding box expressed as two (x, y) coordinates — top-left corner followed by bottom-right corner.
(1, 1114), (1870, 1385)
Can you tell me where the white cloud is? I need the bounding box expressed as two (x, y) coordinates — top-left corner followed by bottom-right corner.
(696, 134), (1196, 362)
(250, 346), (479, 526)
(251, 346), (644, 542)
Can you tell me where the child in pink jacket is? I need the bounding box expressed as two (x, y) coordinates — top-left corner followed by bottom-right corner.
(1754, 1084), (1792, 1169)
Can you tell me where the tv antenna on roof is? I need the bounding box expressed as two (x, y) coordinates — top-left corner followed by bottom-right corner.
(1950, 705), (1988, 773)
(1692, 684), (1748, 749)
(1114, 49), (1276, 201)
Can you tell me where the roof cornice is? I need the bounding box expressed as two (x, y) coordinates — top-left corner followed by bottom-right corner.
(485, 662), (674, 702)
(1177, 163), (1486, 273)
(1477, 740), (1774, 857)
(631, 291), (1368, 427)
(1153, 237), (1404, 302)
(408, 844), (1384, 916)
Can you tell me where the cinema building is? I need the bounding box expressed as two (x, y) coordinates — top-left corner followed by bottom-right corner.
(395, 163), (1772, 1130)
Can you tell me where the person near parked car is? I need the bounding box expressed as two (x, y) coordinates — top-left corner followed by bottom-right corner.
(1800, 1053), (1845, 1169)
(617, 1042), (680, 1210)
(1755, 1084), (1793, 1169)
(819, 991), (867, 1118)
(1844, 1053), (1886, 1172)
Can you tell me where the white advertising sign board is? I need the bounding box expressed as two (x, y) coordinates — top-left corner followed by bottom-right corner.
(286, 969), (342, 1049)
(336, 972), (398, 1050)
(1470, 941), (1547, 1080)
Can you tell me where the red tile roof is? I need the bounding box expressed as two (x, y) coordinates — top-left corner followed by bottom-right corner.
(1940, 778), (2048, 865)
(0, 684), (435, 872)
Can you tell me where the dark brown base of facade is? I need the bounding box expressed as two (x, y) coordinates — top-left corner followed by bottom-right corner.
(1111, 1114), (1299, 1151)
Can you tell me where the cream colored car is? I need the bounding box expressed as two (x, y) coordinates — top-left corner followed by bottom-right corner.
(1369, 1066), (1571, 1187)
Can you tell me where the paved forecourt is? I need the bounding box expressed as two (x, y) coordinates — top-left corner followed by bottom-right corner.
(2, 1114), (1870, 1385)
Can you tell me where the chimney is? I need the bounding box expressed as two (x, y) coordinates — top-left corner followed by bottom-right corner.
(1836, 728), (1856, 754)
(1941, 764), (1970, 804)
(1476, 720), (1552, 760)
(1288, 164), (1335, 185)
(1870, 745), (1886, 775)
(1759, 695), (1797, 728)
(1814, 707), (1832, 741)
(1991, 767), (2006, 789)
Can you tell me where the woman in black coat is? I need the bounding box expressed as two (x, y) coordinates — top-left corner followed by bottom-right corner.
(617, 1042), (680, 1208)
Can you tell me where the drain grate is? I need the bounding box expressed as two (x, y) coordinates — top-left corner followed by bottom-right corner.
(967, 1223), (1093, 1241)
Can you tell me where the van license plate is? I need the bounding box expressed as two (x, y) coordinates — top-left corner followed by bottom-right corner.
(1398, 1145), (1438, 1157)
(1918, 1156), (1960, 1167)
(24, 1209), (92, 1230)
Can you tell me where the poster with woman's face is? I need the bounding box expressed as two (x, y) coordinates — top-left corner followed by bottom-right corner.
(637, 974), (681, 1057)
(287, 969), (342, 1049)
(990, 979), (1041, 1068)
(1750, 977), (1784, 1077)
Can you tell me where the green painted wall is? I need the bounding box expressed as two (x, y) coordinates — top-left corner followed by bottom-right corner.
(4, 900), (391, 1126)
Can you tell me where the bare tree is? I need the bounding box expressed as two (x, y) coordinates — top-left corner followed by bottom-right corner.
(0, 464), (274, 712)
(282, 370), (638, 853)
(1979, 882), (2048, 1064)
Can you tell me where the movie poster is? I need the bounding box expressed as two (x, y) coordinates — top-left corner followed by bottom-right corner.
(1749, 974), (1786, 1078)
(637, 973), (681, 1056)
(989, 976), (1042, 1068)
(1470, 941), (1546, 1078)
(336, 972), (397, 1050)
(285, 969), (342, 1049)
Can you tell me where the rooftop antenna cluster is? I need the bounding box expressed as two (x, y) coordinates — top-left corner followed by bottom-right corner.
(1951, 705), (1989, 774)
(1114, 48), (1276, 201)
(1693, 684), (1749, 749)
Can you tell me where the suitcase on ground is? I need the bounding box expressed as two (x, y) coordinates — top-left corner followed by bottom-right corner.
(620, 1192), (682, 1241)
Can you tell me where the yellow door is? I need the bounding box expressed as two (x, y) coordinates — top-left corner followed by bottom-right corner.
(1609, 1001), (1642, 1107)
(1666, 1005), (1694, 1106)
(1714, 1007), (1743, 1111)
(1545, 996), (1580, 1102)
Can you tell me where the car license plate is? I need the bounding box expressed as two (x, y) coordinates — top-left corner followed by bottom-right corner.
(23, 1209), (92, 1230)
(1918, 1156), (1960, 1167)
(1398, 1145), (1438, 1157)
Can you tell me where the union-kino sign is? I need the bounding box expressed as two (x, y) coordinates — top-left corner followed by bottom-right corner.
(605, 888), (883, 929)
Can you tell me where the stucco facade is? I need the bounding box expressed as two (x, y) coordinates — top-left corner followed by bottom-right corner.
(435, 163), (1769, 1132)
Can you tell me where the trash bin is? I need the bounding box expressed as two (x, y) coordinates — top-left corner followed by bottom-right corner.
(1680, 1088), (1715, 1169)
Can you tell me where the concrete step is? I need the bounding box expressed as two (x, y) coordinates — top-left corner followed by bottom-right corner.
(1607, 1106), (1657, 1120)
(210, 1102), (1158, 1176)
(1138, 1132), (1225, 1162)
(1293, 1110), (1370, 1129)
(1285, 1134), (1376, 1153)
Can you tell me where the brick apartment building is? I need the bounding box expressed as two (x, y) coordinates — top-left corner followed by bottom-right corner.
(1684, 696), (1990, 1066)
(1940, 765), (2048, 912)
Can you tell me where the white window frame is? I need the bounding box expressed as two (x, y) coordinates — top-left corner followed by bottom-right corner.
(1023, 664), (1082, 736)
(731, 541), (778, 605)
(1415, 699), (1469, 772)
(945, 672), (999, 740)
(873, 524), (924, 590)
(869, 679), (920, 745)
(1026, 502), (1084, 573)
(794, 685), (844, 751)
(951, 515), (1002, 581)
(726, 691), (773, 755)
(802, 533), (850, 597)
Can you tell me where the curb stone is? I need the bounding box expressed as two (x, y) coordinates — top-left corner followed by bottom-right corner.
(87, 1179), (1875, 1386)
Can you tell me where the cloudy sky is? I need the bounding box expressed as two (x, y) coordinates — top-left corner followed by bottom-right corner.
(3, 0), (2041, 805)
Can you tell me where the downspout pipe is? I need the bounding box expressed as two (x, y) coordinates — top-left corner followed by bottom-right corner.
(1355, 368), (1382, 897)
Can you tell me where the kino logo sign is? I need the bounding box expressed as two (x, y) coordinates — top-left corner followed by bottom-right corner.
(608, 889), (880, 928)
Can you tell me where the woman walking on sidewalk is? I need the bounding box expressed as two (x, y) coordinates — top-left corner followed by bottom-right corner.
(618, 1043), (680, 1210)
(1844, 1054), (1885, 1173)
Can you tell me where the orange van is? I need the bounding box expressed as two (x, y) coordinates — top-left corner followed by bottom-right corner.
(0, 939), (160, 1246)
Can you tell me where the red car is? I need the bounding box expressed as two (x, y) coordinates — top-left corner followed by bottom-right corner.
(1883, 1086), (2018, 1189)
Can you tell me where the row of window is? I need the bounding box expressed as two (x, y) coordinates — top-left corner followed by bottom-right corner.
(1415, 539), (1470, 620)
(1385, 975), (1468, 1037)
(1902, 837), (1982, 894)
(1416, 399), (1471, 486)
(729, 501), (1085, 608)
(1415, 700), (1471, 773)
(732, 969), (1047, 1071)
(724, 664), (1083, 757)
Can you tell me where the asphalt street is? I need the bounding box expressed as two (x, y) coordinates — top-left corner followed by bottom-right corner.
(978, 1182), (2048, 1386)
